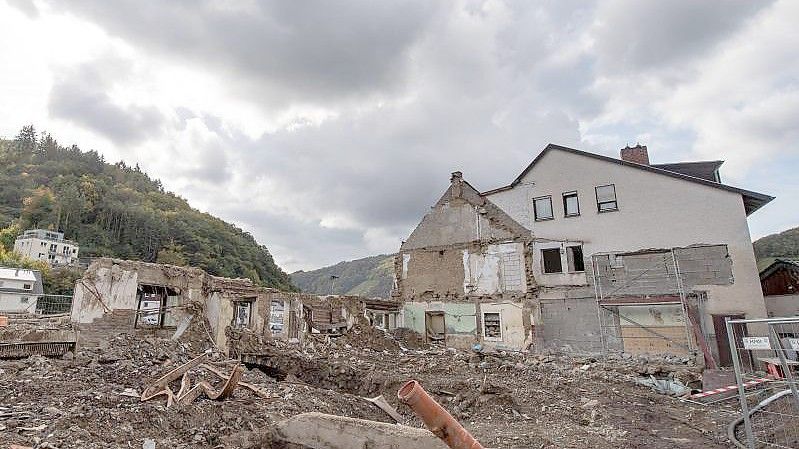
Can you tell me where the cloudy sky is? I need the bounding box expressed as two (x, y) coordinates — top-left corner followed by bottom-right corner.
(1, 0), (797, 272)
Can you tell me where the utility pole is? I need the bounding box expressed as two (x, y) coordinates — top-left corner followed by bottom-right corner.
(330, 275), (339, 295)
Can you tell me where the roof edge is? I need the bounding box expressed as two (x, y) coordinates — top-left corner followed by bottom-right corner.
(481, 143), (774, 215)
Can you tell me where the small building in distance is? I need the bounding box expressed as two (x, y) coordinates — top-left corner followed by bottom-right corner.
(14, 229), (80, 266)
(760, 258), (799, 318)
(0, 267), (44, 312)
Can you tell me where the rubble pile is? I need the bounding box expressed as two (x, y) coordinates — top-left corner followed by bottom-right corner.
(0, 314), (73, 342)
(1, 332), (736, 448)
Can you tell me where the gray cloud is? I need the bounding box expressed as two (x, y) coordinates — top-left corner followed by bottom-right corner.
(6, 0), (38, 18)
(48, 60), (165, 145)
(592, 0), (774, 73)
(50, 0), (439, 107)
(16, 0), (795, 271)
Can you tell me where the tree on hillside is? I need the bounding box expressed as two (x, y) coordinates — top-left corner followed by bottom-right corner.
(0, 126), (295, 290)
(754, 226), (799, 259)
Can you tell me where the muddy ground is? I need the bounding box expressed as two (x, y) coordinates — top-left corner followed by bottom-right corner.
(1, 330), (741, 448)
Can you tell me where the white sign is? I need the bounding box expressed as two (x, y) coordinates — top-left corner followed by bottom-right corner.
(742, 336), (771, 350)
(788, 338), (799, 351)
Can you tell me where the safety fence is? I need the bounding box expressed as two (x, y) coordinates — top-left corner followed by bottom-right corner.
(727, 317), (799, 448)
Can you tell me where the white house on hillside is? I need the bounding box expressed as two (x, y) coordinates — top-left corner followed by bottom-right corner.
(14, 229), (79, 266)
(395, 143), (774, 367)
(0, 267), (44, 312)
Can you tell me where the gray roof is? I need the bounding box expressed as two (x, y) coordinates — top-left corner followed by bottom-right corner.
(651, 161), (723, 182)
(759, 258), (799, 279)
(482, 144), (774, 216)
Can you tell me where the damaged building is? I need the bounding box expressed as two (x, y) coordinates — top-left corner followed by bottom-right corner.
(70, 258), (400, 354)
(396, 143), (774, 366)
(394, 171), (536, 350)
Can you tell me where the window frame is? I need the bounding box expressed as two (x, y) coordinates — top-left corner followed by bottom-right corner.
(562, 191), (580, 217)
(595, 184), (619, 213)
(482, 311), (503, 341)
(533, 195), (554, 221)
(566, 245), (585, 273)
(233, 300), (254, 329)
(541, 248), (563, 274)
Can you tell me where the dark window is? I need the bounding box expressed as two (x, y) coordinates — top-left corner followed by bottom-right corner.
(563, 192), (580, 217)
(533, 196), (554, 221)
(23, 283), (31, 290)
(566, 245), (585, 272)
(595, 184), (618, 212)
(542, 248), (563, 273)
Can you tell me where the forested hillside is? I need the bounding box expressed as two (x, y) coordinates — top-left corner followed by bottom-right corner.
(754, 226), (799, 260)
(291, 254), (394, 298)
(0, 126), (294, 290)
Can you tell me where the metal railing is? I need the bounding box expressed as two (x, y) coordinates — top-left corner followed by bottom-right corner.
(35, 294), (73, 315)
(727, 316), (799, 448)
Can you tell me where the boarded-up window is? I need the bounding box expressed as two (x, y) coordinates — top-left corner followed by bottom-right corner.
(542, 248), (563, 273)
(566, 245), (585, 272)
(483, 312), (502, 340)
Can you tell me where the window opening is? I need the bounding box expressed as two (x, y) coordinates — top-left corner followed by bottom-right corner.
(566, 245), (585, 272)
(595, 184), (618, 212)
(233, 300), (253, 328)
(542, 248), (563, 273)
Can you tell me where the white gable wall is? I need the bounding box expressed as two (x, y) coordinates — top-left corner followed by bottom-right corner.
(485, 149), (766, 319)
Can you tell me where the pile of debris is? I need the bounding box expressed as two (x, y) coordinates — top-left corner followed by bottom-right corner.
(1, 328), (735, 448)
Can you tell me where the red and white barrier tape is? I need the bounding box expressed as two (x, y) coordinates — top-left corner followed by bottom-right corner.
(689, 377), (773, 399)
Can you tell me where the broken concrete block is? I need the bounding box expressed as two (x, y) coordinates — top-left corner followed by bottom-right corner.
(275, 412), (448, 449)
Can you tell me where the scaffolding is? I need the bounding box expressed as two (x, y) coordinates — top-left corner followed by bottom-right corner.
(591, 247), (713, 357)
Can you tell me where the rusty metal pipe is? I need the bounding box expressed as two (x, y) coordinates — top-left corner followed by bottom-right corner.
(397, 380), (484, 449)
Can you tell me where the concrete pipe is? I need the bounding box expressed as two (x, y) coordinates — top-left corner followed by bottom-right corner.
(397, 379), (484, 449)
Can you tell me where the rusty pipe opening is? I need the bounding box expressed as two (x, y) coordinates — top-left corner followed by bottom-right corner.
(397, 380), (419, 401)
(397, 379), (484, 449)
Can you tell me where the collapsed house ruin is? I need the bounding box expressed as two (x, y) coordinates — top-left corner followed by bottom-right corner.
(70, 258), (401, 354)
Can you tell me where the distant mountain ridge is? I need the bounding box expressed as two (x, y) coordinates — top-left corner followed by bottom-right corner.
(291, 254), (395, 298)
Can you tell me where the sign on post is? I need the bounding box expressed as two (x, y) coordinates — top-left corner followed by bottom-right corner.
(742, 336), (771, 350)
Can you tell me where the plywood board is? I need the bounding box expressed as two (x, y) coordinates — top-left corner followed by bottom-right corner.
(621, 325), (690, 355)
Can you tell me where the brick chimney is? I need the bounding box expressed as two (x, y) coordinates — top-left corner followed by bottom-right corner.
(450, 171), (463, 198)
(620, 144), (649, 165)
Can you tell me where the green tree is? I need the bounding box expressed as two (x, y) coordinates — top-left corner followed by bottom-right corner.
(0, 223), (20, 251)
(156, 242), (188, 266)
